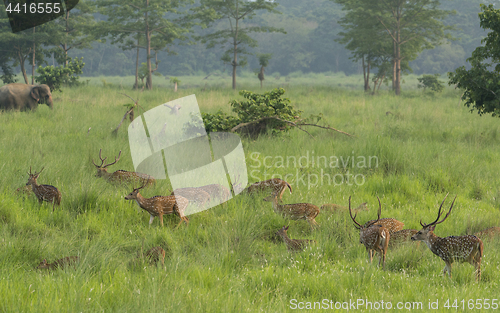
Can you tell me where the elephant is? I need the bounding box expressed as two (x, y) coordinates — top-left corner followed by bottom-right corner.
(0, 83), (53, 111)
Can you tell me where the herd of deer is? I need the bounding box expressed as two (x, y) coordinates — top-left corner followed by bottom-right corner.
(21, 150), (498, 281)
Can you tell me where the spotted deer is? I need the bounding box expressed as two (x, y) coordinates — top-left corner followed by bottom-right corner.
(93, 149), (155, 186)
(320, 202), (367, 213)
(389, 229), (418, 248)
(26, 167), (61, 212)
(125, 180), (189, 227)
(247, 178), (292, 200)
(36, 256), (79, 270)
(263, 195), (320, 230)
(276, 226), (316, 252)
(363, 218), (404, 234)
(473, 226), (500, 241)
(349, 196), (390, 269)
(197, 184), (231, 203)
(170, 187), (211, 208)
(411, 194), (483, 281)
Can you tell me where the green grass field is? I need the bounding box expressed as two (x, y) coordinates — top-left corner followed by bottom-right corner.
(1, 80), (499, 312)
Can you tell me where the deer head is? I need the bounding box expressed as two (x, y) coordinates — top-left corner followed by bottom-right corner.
(349, 196), (382, 243)
(411, 194), (457, 242)
(92, 149), (121, 177)
(125, 179), (149, 200)
(26, 167), (44, 185)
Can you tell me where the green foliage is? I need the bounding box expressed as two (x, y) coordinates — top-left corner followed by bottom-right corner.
(170, 77), (181, 85)
(192, 88), (302, 136)
(449, 4), (500, 117)
(0, 63), (18, 84)
(35, 58), (85, 92)
(417, 74), (444, 92)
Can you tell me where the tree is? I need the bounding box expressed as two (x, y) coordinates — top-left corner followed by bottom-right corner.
(449, 4), (500, 117)
(335, 0), (453, 95)
(199, 0), (285, 90)
(95, 0), (194, 90)
(256, 53), (271, 88)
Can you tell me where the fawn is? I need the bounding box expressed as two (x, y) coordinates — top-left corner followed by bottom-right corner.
(247, 178), (292, 200)
(170, 187), (211, 208)
(26, 167), (61, 212)
(320, 202), (367, 213)
(36, 256), (79, 270)
(264, 194), (320, 230)
(125, 180), (189, 227)
(276, 226), (316, 252)
(474, 226), (500, 241)
(349, 196), (390, 269)
(93, 149), (155, 186)
(411, 194), (484, 281)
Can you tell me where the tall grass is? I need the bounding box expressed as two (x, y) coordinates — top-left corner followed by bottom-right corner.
(0, 84), (499, 312)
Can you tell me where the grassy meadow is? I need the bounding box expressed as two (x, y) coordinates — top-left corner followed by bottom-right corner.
(1, 79), (500, 312)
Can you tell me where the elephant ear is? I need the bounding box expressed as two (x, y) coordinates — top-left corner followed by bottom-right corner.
(30, 87), (40, 102)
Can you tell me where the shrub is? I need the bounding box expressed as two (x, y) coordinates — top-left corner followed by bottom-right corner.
(35, 57), (84, 92)
(417, 74), (444, 93)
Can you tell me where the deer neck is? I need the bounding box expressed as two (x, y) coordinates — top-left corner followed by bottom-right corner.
(135, 193), (147, 208)
(424, 231), (441, 254)
(28, 180), (39, 191)
(278, 232), (293, 245)
(271, 197), (281, 211)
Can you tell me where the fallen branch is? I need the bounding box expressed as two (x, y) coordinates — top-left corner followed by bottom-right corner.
(112, 108), (134, 135)
(230, 116), (354, 138)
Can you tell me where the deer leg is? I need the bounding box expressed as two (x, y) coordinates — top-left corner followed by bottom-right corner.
(149, 215), (155, 225)
(367, 248), (373, 263)
(443, 262), (452, 279)
(159, 214), (164, 227)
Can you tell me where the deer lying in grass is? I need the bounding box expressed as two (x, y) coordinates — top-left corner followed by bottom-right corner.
(125, 180), (189, 227)
(36, 256), (79, 270)
(247, 178), (292, 200)
(474, 226), (500, 241)
(320, 202), (367, 213)
(411, 194), (484, 282)
(349, 196), (390, 269)
(93, 149), (155, 186)
(170, 187), (211, 208)
(264, 195), (320, 230)
(26, 167), (61, 212)
(276, 226), (316, 252)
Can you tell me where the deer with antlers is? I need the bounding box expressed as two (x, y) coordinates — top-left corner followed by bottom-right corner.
(125, 180), (189, 228)
(264, 194), (320, 230)
(411, 194), (484, 281)
(92, 149), (155, 186)
(26, 167), (61, 212)
(349, 196), (390, 269)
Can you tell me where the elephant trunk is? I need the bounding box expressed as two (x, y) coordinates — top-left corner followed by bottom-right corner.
(47, 95), (53, 109)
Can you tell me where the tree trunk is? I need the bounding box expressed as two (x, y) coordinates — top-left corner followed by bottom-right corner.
(232, 3), (239, 90)
(174, 82), (178, 92)
(18, 50), (29, 84)
(145, 0), (152, 90)
(64, 10), (70, 67)
(32, 27), (35, 85)
(134, 35), (140, 89)
(395, 33), (401, 95)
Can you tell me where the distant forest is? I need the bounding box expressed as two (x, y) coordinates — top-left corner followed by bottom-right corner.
(1, 0), (489, 77)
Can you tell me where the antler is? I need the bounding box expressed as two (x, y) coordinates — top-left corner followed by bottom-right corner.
(420, 194), (456, 228)
(364, 196), (382, 228)
(348, 196), (362, 230)
(92, 149), (121, 168)
(137, 178), (150, 191)
(28, 167), (44, 177)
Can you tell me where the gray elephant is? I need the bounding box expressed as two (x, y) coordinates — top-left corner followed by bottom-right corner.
(0, 83), (53, 111)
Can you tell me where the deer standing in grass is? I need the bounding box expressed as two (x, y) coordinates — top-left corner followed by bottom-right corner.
(26, 167), (61, 212)
(36, 256), (79, 270)
(276, 226), (316, 252)
(247, 178), (292, 200)
(349, 196), (390, 269)
(93, 149), (155, 186)
(264, 195), (320, 230)
(411, 194), (483, 281)
(125, 181), (189, 227)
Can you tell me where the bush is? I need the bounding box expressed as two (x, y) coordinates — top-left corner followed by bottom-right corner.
(417, 74), (444, 93)
(185, 88), (302, 137)
(35, 57), (84, 92)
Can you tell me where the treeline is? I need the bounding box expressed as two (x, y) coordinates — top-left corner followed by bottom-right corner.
(0, 0), (487, 88)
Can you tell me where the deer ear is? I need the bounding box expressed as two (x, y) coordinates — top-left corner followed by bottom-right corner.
(429, 225), (436, 232)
